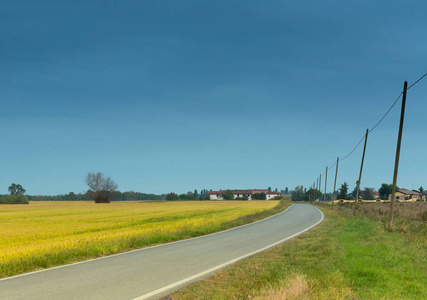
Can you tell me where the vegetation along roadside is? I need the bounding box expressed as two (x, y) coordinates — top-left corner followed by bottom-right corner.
(169, 202), (427, 299)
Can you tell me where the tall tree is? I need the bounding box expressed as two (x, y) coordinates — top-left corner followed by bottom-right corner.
(378, 183), (394, 200)
(338, 182), (348, 200)
(351, 181), (359, 198)
(291, 186), (304, 201)
(199, 189), (209, 200)
(8, 183), (26, 196)
(84, 172), (118, 203)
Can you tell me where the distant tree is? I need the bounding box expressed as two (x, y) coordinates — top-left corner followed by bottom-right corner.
(419, 186), (424, 194)
(165, 192), (179, 201)
(194, 189), (199, 200)
(268, 187), (272, 192)
(291, 185), (305, 201)
(8, 183), (26, 196)
(362, 187), (375, 200)
(179, 194), (189, 200)
(199, 189), (209, 200)
(65, 192), (78, 201)
(84, 172), (118, 203)
(307, 188), (321, 202)
(338, 182), (349, 200)
(179, 192), (196, 200)
(351, 181), (360, 198)
(252, 192), (267, 200)
(285, 187), (289, 194)
(378, 183), (395, 200)
(223, 190), (235, 200)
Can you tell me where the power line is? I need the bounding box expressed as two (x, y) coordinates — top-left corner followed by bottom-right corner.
(314, 72), (426, 189)
(337, 72), (426, 161)
(407, 72), (427, 90)
(339, 134), (366, 162)
(369, 92), (402, 134)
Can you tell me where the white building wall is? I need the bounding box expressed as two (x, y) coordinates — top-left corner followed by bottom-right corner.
(209, 194), (223, 200)
(266, 193), (280, 200)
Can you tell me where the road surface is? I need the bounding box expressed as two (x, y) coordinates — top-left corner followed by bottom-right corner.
(0, 204), (323, 300)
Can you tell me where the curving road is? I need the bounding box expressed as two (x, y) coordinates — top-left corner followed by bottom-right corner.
(0, 204), (323, 300)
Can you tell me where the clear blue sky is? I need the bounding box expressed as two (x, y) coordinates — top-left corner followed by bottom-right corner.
(1, 1), (426, 196)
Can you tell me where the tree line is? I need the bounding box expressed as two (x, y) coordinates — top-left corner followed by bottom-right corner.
(165, 189), (210, 201)
(26, 191), (166, 201)
(290, 182), (425, 202)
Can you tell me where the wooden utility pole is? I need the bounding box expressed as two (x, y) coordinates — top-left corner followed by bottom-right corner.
(332, 157), (339, 208)
(353, 129), (369, 216)
(388, 81), (408, 228)
(324, 166), (328, 202)
(312, 182), (315, 202)
(317, 178), (319, 194)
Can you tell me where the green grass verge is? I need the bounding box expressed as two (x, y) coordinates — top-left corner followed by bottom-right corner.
(169, 204), (427, 299)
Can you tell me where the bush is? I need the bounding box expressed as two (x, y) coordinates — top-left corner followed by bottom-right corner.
(0, 195), (29, 204)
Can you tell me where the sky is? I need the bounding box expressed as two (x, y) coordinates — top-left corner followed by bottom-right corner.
(1, 1), (426, 196)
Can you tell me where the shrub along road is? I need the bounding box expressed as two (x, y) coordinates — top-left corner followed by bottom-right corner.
(0, 204), (323, 300)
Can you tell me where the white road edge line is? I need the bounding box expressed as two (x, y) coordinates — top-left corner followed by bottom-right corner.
(0, 203), (296, 282)
(133, 205), (324, 300)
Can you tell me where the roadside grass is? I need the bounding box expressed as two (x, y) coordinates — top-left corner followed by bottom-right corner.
(0, 199), (290, 278)
(169, 204), (427, 299)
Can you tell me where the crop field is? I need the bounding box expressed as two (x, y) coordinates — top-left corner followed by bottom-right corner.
(0, 200), (280, 278)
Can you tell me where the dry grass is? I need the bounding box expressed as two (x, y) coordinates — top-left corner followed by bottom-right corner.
(254, 274), (310, 300)
(356, 202), (427, 222)
(339, 202), (427, 237)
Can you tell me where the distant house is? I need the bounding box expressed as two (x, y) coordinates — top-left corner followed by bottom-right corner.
(388, 188), (426, 202)
(372, 191), (380, 199)
(208, 189), (280, 200)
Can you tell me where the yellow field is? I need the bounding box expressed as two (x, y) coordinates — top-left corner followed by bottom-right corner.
(0, 200), (280, 277)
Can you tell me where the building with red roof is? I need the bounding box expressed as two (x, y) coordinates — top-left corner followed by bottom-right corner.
(208, 189), (280, 200)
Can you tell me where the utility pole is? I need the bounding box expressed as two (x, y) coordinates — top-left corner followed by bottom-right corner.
(353, 129), (369, 216)
(316, 178), (319, 194)
(324, 166), (328, 202)
(313, 181), (315, 202)
(332, 157), (339, 208)
(388, 81), (408, 229)
(319, 174), (322, 200)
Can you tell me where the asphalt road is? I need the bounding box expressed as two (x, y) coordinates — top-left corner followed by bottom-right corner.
(0, 204), (323, 300)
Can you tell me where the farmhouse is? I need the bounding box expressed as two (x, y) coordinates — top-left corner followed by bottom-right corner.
(208, 189), (280, 200)
(388, 188), (426, 202)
